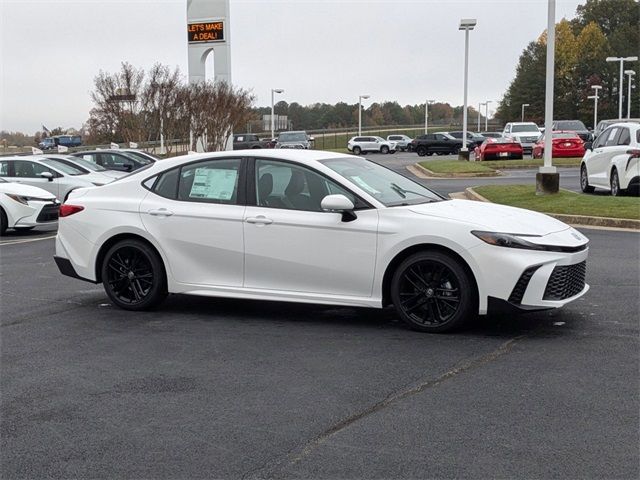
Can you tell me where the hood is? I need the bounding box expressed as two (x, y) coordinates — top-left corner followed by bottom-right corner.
(0, 182), (56, 199)
(408, 199), (570, 236)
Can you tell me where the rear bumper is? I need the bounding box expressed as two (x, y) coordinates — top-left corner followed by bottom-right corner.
(54, 256), (97, 283)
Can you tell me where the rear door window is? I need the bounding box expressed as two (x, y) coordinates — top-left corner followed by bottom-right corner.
(604, 128), (620, 147)
(617, 128), (631, 146)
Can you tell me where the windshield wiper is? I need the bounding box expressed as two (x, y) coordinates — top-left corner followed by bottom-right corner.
(390, 182), (435, 201)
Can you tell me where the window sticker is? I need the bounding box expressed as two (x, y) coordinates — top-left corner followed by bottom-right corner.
(189, 167), (237, 200)
(351, 175), (380, 195)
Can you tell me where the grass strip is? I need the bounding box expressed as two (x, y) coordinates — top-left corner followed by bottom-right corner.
(419, 160), (495, 174)
(473, 184), (640, 220)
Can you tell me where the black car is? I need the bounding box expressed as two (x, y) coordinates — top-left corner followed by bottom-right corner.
(447, 131), (486, 147)
(410, 133), (474, 156)
(551, 120), (592, 143)
(480, 131), (503, 138)
(71, 150), (153, 172)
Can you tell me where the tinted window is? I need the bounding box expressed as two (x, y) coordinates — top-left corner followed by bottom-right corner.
(40, 159), (84, 175)
(637, 130), (640, 144)
(101, 153), (135, 169)
(178, 158), (241, 204)
(152, 168), (180, 199)
(14, 161), (54, 178)
(593, 128), (611, 148)
(511, 124), (539, 133)
(604, 128), (620, 147)
(617, 128), (631, 146)
(557, 120), (586, 130)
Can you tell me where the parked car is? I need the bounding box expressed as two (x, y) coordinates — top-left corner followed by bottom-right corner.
(580, 122), (640, 196)
(480, 131), (503, 138)
(119, 149), (160, 163)
(37, 154), (125, 184)
(532, 132), (585, 159)
(593, 118), (640, 140)
(347, 136), (397, 155)
(0, 156), (96, 201)
(474, 137), (523, 161)
(72, 150), (152, 172)
(387, 134), (413, 151)
(502, 122), (542, 154)
(551, 120), (592, 143)
(0, 178), (59, 235)
(275, 131), (312, 149)
(54, 150), (589, 333)
(233, 134), (272, 150)
(410, 133), (474, 156)
(447, 131), (486, 147)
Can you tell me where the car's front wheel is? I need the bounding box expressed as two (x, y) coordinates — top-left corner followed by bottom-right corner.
(0, 208), (7, 236)
(416, 146), (427, 157)
(101, 239), (167, 310)
(380, 145), (389, 154)
(352, 146), (361, 155)
(390, 251), (475, 333)
(610, 168), (623, 196)
(580, 164), (595, 193)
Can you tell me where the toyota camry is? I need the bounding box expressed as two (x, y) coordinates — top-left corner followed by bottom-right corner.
(54, 150), (589, 332)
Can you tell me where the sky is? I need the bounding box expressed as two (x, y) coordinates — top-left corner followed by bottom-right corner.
(0, 0), (583, 134)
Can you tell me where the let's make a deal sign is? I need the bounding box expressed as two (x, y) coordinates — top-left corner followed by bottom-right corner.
(188, 20), (224, 43)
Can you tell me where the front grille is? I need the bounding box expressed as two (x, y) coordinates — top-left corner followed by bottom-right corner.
(543, 261), (586, 300)
(508, 265), (540, 304)
(36, 203), (60, 222)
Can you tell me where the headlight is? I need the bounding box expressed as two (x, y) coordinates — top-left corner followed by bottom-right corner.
(5, 194), (51, 205)
(471, 231), (545, 251)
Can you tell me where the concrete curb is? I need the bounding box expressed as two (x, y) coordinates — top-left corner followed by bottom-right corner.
(460, 187), (640, 231)
(411, 163), (503, 179)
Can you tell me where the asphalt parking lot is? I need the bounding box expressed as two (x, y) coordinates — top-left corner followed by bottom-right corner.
(2, 180), (639, 479)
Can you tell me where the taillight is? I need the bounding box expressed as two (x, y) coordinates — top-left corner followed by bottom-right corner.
(627, 149), (640, 159)
(59, 204), (84, 217)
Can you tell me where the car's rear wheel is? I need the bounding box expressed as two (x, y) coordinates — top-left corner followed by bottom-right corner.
(352, 146), (361, 155)
(0, 208), (7, 236)
(380, 145), (389, 154)
(580, 164), (595, 193)
(416, 146), (427, 157)
(390, 251), (474, 333)
(101, 239), (167, 310)
(610, 169), (623, 196)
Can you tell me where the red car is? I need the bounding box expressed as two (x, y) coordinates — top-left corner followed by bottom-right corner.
(532, 131), (585, 158)
(474, 137), (523, 161)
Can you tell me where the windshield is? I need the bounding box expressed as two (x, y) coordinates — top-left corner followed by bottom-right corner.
(278, 132), (308, 142)
(512, 124), (540, 133)
(320, 157), (443, 207)
(123, 150), (155, 164)
(557, 121), (586, 130)
(40, 159), (85, 176)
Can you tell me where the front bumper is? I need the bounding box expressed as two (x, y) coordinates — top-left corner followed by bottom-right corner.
(12, 200), (59, 228)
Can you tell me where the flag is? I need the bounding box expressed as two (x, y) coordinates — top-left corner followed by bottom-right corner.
(57, 145), (69, 153)
(32, 147), (44, 154)
(42, 125), (51, 135)
(110, 142), (119, 149)
(129, 142), (138, 148)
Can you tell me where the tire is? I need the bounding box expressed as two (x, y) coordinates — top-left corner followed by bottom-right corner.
(390, 251), (475, 333)
(0, 208), (7, 236)
(452, 147), (460, 155)
(380, 145), (390, 154)
(610, 169), (623, 197)
(352, 146), (361, 155)
(101, 239), (167, 310)
(416, 146), (427, 157)
(580, 164), (595, 193)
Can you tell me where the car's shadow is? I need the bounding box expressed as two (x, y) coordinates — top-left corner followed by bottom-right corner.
(0, 226), (57, 242)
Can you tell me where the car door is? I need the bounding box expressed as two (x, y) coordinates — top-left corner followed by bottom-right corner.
(588, 127), (619, 187)
(5, 160), (60, 198)
(243, 158), (379, 297)
(434, 134), (449, 153)
(139, 157), (246, 287)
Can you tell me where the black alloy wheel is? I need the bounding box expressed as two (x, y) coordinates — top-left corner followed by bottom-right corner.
(0, 208), (7, 236)
(580, 164), (595, 193)
(101, 239), (167, 310)
(391, 251), (474, 333)
(353, 146), (362, 155)
(416, 146), (427, 157)
(380, 145), (390, 154)
(610, 169), (622, 196)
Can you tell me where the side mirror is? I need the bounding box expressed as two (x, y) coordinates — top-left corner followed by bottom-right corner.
(321, 194), (357, 222)
(124, 164), (133, 172)
(40, 171), (54, 181)
(584, 141), (593, 151)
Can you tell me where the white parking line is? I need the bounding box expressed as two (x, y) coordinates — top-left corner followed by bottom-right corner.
(0, 234), (57, 246)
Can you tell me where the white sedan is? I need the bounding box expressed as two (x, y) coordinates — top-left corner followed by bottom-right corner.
(0, 178), (59, 235)
(54, 150), (589, 333)
(581, 122), (640, 196)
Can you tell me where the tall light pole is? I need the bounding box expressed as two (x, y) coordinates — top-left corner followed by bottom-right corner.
(521, 103), (530, 122)
(606, 56), (638, 118)
(358, 94), (370, 136)
(588, 85), (602, 131)
(477, 102), (485, 131)
(537, 0), (558, 194)
(625, 70), (635, 119)
(485, 100), (492, 131)
(425, 99), (435, 134)
(459, 18), (476, 160)
(271, 88), (284, 140)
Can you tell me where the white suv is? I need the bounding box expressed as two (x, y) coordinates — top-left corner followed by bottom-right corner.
(502, 122), (541, 155)
(580, 122), (640, 196)
(347, 136), (397, 155)
(387, 135), (412, 151)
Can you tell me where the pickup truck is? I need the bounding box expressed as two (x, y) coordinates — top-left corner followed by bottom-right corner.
(233, 134), (272, 150)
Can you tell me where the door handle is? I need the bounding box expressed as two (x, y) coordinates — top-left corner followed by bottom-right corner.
(147, 208), (174, 217)
(246, 216), (273, 225)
